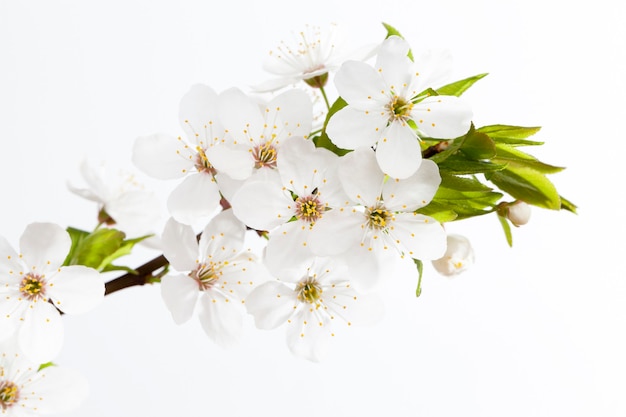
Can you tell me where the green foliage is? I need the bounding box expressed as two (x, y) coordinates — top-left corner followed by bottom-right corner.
(413, 258), (424, 297)
(37, 362), (55, 371)
(436, 73), (488, 97)
(63, 227), (150, 273)
(312, 97), (351, 156)
(497, 214), (514, 247)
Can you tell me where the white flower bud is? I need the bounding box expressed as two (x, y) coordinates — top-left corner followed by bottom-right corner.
(431, 234), (474, 277)
(507, 200), (531, 226)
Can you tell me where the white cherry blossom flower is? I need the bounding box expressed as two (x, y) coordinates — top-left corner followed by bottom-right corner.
(0, 223), (104, 363)
(213, 87), (313, 200)
(506, 200), (531, 226)
(0, 341), (88, 416)
(432, 234), (474, 276)
(326, 35), (473, 179)
(132, 84), (226, 225)
(230, 137), (347, 274)
(67, 159), (160, 238)
(159, 210), (268, 348)
(245, 257), (382, 362)
(254, 24), (375, 92)
(309, 147), (446, 290)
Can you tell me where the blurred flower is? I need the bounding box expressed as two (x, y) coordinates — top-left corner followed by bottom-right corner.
(245, 257), (382, 362)
(254, 24), (374, 92)
(159, 210), (268, 348)
(0, 223), (104, 363)
(0, 340), (88, 416)
(67, 160), (160, 238)
(326, 36), (472, 179)
(432, 234), (474, 276)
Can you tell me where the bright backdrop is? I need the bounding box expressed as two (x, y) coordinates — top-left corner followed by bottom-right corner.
(0, 1), (624, 416)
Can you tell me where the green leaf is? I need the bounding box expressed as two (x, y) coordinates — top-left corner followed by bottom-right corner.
(413, 258), (424, 297)
(382, 22), (414, 61)
(560, 195), (578, 213)
(63, 227), (91, 266)
(38, 362), (55, 371)
(486, 166), (561, 210)
(477, 125), (543, 146)
(316, 96), (351, 156)
(438, 156), (506, 175)
(497, 214), (513, 247)
(436, 73), (488, 97)
(493, 144), (564, 174)
(460, 129), (496, 159)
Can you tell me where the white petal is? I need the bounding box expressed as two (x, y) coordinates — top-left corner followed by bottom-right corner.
(161, 274), (199, 324)
(266, 89), (313, 138)
(413, 95), (473, 139)
(413, 49), (453, 90)
(47, 266), (104, 314)
(308, 209), (365, 257)
(342, 246), (384, 292)
(206, 145), (253, 181)
(277, 137), (335, 196)
(18, 302), (64, 363)
(218, 88), (265, 144)
(20, 223), (70, 272)
(384, 159), (441, 211)
(375, 36), (415, 96)
(132, 134), (192, 180)
(326, 105), (388, 151)
(334, 60), (387, 108)
(167, 173), (221, 225)
(264, 223), (315, 280)
(0, 235), (22, 275)
(106, 190), (161, 237)
(219, 257), (269, 300)
(24, 366), (89, 414)
(375, 121), (422, 179)
(338, 148), (385, 205)
(197, 290), (245, 348)
(391, 213), (447, 260)
(160, 218), (198, 271)
(230, 177), (293, 231)
(245, 281), (297, 330)
(251, 77), (299, 93)
(286, 309), (333, 362)
(178, 84), (223, 146)
(324, 288), (384, 327)
(198, 209), (246, 262)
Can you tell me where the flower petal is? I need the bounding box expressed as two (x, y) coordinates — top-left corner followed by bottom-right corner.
(334, 60), (387, 108)
(286, 308), (332, 362)
(25, 366), (89, 414)
(20, 223), (70, 272)
(266, 89), (312, 138)
(197, 290), (245, 348)
(308, 209), (365, 257)
(161, 274), (199, 324)
(47, 266), (104, 315)
(264, 223), (315, 280)
(326, 105), (387, 151)
(18, 302), (64, 363)
(206, 145), (253, 181)
(160, 218), (198, 272)
(198, 209), (246, 262)
(132, 134), (192, 180)
(218, 88), (265, 144)
(277, 137), (337, 196)
(413, 95), (473, 139)
(391, 213), (447, 260)
(167, 173), (221, 225)
(375, 36), (414, 96)
(245, 281), (297, 330)
(231, 175), (294, 231)
(106, 190), (161, 237)
(178, 84), (223, 147)
(0, 235), (22, 275)
(338, 147), (385, 205)
(383, 159), (441, 211)
(375, 121), (422, 179)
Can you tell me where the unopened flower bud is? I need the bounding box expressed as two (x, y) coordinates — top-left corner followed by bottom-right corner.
(432, 234), (474, 277)
(507, 200), (531, 227)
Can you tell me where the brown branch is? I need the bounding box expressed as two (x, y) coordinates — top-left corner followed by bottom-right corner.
(104, 255), (168, 296)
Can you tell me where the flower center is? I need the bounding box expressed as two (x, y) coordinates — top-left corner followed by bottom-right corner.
(194, 148), (216, 175)
(296, 277), (322, 304)
(0, 381), (19, 411)
(387, 95), (414, 121)
(19, 273), (47, 301)
(366, 206), (392, 230)
(189, 263), (219, 291)
(252, 142), (278, 169)
(295, 195), (324, 223)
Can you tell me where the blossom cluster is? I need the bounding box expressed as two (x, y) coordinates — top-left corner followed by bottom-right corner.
(0, 23), (570, 415)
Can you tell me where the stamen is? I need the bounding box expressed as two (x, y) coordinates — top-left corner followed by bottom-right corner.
(296, 277), (322, 305)
(366, 206), (392, 230)
(295, 195), (324, 223)
(19, 273), (46, 301)
(189, 263), (218, 291)
(252, 142), (278, 169)
(0, 381), (19, 410)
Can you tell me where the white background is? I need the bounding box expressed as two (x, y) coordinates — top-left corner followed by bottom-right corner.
(1, 0), (625, 416)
